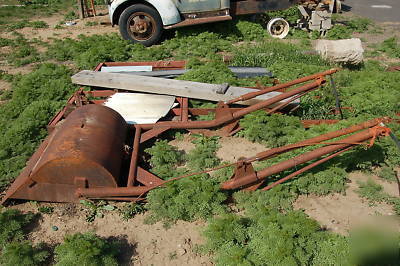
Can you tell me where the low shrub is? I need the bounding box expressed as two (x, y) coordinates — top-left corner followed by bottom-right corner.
(0, 209), (35, 247)
(145, 174), (227, 225)
(54, 233), (119, 266)
(186, 135), (220, 170)
(0, 64), (75, 189)
(0, 241), (49, 266)
(202, 209), (348, 266)
(145, 140), (183, 179)
(238, 112), (303, 147)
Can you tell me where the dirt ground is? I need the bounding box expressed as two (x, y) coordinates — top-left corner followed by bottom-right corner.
(294, 172), (400, 235)
(13, 201), (211, 266)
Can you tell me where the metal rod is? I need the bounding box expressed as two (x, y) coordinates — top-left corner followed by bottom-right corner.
(252, 117), (388, 162)
(76, 186), (151, 198)
(262, 146), (355, 191)
(127, 126), (141, 187)
(329, 75), (343, 119)
(221, 127), (389, 190)
(226, 68), (338, 104)
(139, 80), (324, 130)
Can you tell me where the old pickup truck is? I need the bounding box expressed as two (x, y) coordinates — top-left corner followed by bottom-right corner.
(108, 0), (341, 46)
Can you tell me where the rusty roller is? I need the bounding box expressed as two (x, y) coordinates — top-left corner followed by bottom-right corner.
(1, 104), (128, 203)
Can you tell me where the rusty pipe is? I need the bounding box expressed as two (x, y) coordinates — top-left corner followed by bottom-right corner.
(127, 125), (141, 187)
(226, 68), (338, 104)
(138, 80), (323, 130)
(262, 146), (355, 191)
(231, 79), (324, 119)
(221, 127), (389, 190)
(252, 117), (389, 162)
(76, 186), (151, 198)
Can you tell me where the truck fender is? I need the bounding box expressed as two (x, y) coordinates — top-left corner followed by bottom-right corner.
(109, 0), (181, 26)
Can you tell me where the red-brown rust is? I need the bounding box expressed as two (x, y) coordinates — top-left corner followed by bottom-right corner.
(2, 105), (128, 203)
(76, 186), (152, 198)
(226, 68), (338, 104)
(127, 125), (142, 187)
(138, 79), (323, 130)
(262, 146), (355, 191)
(253, 117), (388, 162)
(221, 126), (390, 190)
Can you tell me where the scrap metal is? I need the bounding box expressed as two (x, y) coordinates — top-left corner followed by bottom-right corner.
(2, 67), (368, 204)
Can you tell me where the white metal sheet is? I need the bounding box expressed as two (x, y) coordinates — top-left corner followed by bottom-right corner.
(103, 93), (176, 124)
(101, 66), (153, 72)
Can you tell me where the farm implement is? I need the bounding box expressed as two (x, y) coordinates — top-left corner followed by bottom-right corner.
(0, 66), (394, 204)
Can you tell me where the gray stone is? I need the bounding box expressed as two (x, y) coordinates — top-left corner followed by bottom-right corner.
(315, 38), (364, 65)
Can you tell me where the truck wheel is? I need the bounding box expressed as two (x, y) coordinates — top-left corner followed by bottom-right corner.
(119, 4), (163, 46)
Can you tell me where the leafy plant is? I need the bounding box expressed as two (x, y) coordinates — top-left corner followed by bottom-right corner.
(376, 37), (400, 58)
(187, 135), (221, 170)
(80, 200), (115, 222)
(0, 209), (35, 247)
(0, 64), (75, 190)
(37, 206), (54, 215)
(118, 202), (146, 221)
(54, 233), (119, 266)
(202, 209), (347, 266)
(238, 112), (303, 147)
(145, 174), (227, 225)
(145, 140), (183, 179)
(0, 241), (49, 266)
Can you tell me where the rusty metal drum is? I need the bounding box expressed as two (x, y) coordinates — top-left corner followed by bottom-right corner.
(2, 104), (128, 203)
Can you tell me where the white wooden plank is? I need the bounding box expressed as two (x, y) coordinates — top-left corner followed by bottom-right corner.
(71, 70), (298, 106)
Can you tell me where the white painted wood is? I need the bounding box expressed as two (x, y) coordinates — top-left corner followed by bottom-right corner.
(72, 70), (298, 106)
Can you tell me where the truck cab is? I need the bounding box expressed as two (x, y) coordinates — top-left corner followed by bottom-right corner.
(108, 0), (299, 46)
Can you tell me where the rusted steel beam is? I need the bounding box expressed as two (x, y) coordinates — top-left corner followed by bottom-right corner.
(253, 117), (388, 162)
(221, 126), (390, 190)
(76, 186), (150, 198)
(139, 79), (324, 130)
(226, 68), (338, 104)
(301, 119), (339, 128)
(262, 146), (355, 191)
(127, 125), (142, 187)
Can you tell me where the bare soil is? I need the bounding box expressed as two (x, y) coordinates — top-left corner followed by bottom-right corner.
(294, 171), (400, 235)
(12, 202), (211, 266)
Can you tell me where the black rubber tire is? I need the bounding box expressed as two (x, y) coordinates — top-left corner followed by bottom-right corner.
(118, 4), (163, 47)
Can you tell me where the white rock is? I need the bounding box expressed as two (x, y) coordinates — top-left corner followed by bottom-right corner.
(315, 38), (364, 65)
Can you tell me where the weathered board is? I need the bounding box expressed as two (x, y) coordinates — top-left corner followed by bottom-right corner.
(72, 70), (297, 106)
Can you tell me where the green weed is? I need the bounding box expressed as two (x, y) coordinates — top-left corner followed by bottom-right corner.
(145, 174), (227, 225)
(54, 233), (119, 266)
(145, 140), (183, 179)
(186, 135), (220, 170)
(118, 202), (146, 221)
(238, 112), (303, 147)
(0, 241), (49, 266)
(0, 64), (75, 190)
(0, 209), (35, 247)
(202, 209), (347, 266)
(80, 200), (115, 222)
(376, 37), (400, 58)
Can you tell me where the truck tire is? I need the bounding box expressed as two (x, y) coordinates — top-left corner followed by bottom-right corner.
(118, 4), (163, 46)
